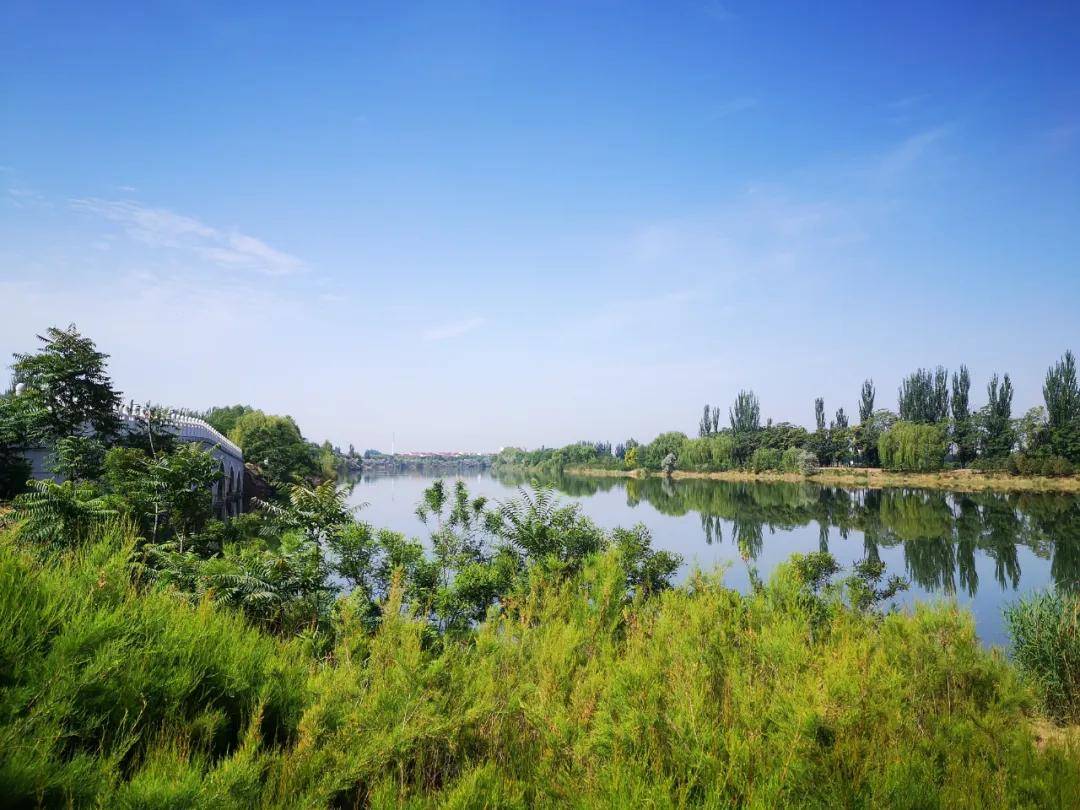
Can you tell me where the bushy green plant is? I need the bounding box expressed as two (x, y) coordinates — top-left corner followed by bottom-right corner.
(1009, 453), (1077, 478)
(1005, 589), (1080, 724)
(641, 431), (687, 471)
(780, 446), (820, 475)
(749, 446), (782, 472)
(11, 479), (115, 548)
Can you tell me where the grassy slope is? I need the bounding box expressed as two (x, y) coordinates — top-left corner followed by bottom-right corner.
(566, 466), (1080, 493)
(2, 524), (1079, 808)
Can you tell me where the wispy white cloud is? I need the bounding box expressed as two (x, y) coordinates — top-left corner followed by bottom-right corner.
(583, 290), (697, 333)
(875, 125), (952, 177)
(627, 188), (864, 279)
(422, 316), (486, 341)
(71, 197), (305, 276)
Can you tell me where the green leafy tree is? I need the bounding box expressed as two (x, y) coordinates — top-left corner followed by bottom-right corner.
(858, 379), (875, 425)
(898, 367), (949, 424)
(103, 443), (222, 545)
(834, 407), (848, 430)
(642, 432), (687, 471)
(951, 365), (975, 466)
(815, 398), (826, 433)
(12, 325), (121, 441)
(878, 422), (948, 471)
(1016, 406), (1048, 453)
(856, 380), (879, 466)
(258, 479), (357, 624)
(729, 390), (761, 466)
(699, 404), (714, 438)
(729, 390), (761, 434)
(51, 435), (107, 481)
(981, 373), (1015, 460)
(1043, 351), (1080, 462)
(202, 404), (254, 436)
(230, 410), (317, 483)
(0, 392), (34, 496)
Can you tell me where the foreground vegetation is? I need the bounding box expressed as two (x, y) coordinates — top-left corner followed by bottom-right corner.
(3, 517), (1080, 808)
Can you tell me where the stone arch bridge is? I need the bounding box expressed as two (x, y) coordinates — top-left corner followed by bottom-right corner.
(22, 405), (245, 519)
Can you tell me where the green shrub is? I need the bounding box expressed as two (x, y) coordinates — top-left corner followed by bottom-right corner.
(1008, 453), (1077, 477)
(780, 447), (819, 475)
(878, 421), (948, 472)
(641, 432), (688, 471)
(1005, 590), (1080, 724)
(749, 447), (782, 472)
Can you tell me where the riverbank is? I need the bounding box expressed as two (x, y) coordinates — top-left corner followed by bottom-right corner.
(563, 465), (1080, 493)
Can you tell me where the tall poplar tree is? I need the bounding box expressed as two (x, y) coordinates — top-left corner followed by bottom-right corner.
(1043, 350), (1080, 461)
(982, 373), (1015, 459)
(951, 365), (975, 466)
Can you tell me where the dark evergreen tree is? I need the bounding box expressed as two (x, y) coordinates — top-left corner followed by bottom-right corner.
(815, 398), (826, 433)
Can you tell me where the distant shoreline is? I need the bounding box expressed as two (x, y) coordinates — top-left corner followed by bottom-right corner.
(562, 466), (1080, 493)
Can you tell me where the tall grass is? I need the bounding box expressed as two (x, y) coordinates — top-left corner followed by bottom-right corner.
(0, 521), (307, 806)
(1005, 589), (1080, 724)
(2, 523), (1079, 807)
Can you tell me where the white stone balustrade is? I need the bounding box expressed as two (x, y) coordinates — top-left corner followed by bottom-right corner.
(114, 407), (243, 460)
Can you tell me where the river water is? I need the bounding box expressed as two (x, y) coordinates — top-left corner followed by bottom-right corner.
(346, 469), (1080, 647)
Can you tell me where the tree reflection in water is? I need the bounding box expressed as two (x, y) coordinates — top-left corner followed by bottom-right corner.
(495, 470), (1080, 598)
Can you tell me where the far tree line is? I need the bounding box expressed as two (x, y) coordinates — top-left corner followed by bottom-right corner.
(495, 352), (1080, 476)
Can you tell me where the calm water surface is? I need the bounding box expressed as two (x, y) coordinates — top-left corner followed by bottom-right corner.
(347, 470), (1080, 647)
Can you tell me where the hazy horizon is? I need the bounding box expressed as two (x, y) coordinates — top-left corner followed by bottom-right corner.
(3, 2), (1078, 451)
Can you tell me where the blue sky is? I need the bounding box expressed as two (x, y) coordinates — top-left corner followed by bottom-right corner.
(2, 1), (1078, 451)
